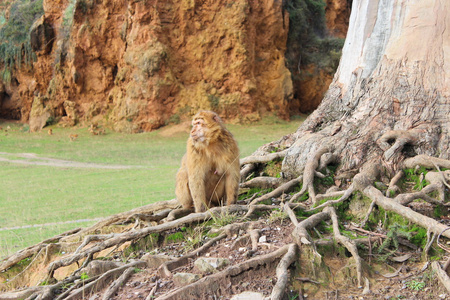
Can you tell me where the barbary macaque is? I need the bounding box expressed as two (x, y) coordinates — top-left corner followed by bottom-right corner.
(175, 111), (240, 212)
(69, 134), (78, 141)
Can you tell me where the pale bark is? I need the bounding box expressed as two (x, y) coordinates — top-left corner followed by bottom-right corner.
(281, 0), (450, 178)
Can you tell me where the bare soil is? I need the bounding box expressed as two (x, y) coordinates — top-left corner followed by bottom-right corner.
(84, 218), (450, 300)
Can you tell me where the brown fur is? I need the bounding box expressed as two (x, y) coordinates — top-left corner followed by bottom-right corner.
(176, 111), (240, 212)
(69, 134), (78, 141)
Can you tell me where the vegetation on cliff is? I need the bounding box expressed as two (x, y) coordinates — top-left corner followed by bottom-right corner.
(285, 0), (347, 113)
(0, 0), (43, 82)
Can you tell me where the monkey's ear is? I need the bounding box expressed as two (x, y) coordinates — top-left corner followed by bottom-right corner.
(213, 114), (223, 124)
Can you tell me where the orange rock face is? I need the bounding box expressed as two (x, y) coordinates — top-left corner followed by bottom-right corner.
(1, 0), (293, 132)
(0, 0), (350, 130)
(325, 0), (350, 38)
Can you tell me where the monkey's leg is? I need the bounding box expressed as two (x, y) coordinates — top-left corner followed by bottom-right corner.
(188, 176), (208, 212)
(175, 168), (194, 210)
(225, 174), (239, 206)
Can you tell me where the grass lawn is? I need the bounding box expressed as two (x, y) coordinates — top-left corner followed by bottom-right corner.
(0, 117), (303, 258)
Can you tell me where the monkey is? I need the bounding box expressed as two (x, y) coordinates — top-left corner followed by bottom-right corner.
(175, 110), (240, 213)
(69, 134), (78, 141)
(48, 128), (53, 135)
(88, 123), (106, 135)
(88, 124), (98, 135)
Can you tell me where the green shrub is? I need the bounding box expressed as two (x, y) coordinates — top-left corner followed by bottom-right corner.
(285, 0), (345, 76)
(0, 0), (44, 80)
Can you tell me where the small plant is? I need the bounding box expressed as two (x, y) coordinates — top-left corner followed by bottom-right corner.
(268, 209), (288, 224)
(183, 226), (206, 252)
(403, 167), (429, 190)
(264, 160), (282, 177)
(207, 94), (220, 109)
(405, 279), (425, 291)
(377, 223), (411, 260)
(165, 232), (184, 243)
(238, 187), (271, 201)
(80, 272), (89, 281)
(210, 208), (239, 228)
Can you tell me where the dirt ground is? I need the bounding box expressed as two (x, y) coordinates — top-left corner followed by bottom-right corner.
(84, 218), (450, 300)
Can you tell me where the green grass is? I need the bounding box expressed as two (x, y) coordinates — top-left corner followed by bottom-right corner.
(0, 118), (302, 258)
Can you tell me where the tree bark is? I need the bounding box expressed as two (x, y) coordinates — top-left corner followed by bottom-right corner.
(282, 0), (450, 177)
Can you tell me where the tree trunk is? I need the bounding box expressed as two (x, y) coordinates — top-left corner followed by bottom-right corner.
(282, 0), (450, 177)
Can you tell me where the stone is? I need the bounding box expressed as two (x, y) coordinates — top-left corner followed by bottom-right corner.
(81, 260), (119, 277)
(29, 94), (52, 132)
(230, 291), (265, 300)
(194, 257), (230, 274)
(172, 272), (201, 287)
(141, 254), (174, 268)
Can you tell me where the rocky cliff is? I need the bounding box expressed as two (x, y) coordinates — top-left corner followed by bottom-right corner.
(0, 0), (349, 132)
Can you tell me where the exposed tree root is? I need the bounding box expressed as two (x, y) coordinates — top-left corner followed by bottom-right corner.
(240, 176), (282, 189)
(363, 185), (450, 239)
(0, 228), (81, 272)
(306, 185), (354, 212)
(159, 233), (227, 278)
(240, 164), (256, 182)
(239, 149), (288, 165)
(60, 199), (179, 243)
(102, 266), (136, 300)
(386, 170), (403, 197)
(249, 176), (302, 205)
(270, 243), (297, 300)
(63, 261), (146, 300)
(403, 155), (450, 169)
(327, 206), (364, 287)
(289, 146), (332, 204)
(432, 261), (450, 293)
(156, 244), (291, 300)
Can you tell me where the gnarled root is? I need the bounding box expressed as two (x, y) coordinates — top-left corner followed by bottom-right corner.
(290, 146), (333, 205)
(270, 244), (297, 300)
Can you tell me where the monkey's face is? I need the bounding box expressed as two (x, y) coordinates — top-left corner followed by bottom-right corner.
(190, 118), (207, 143)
